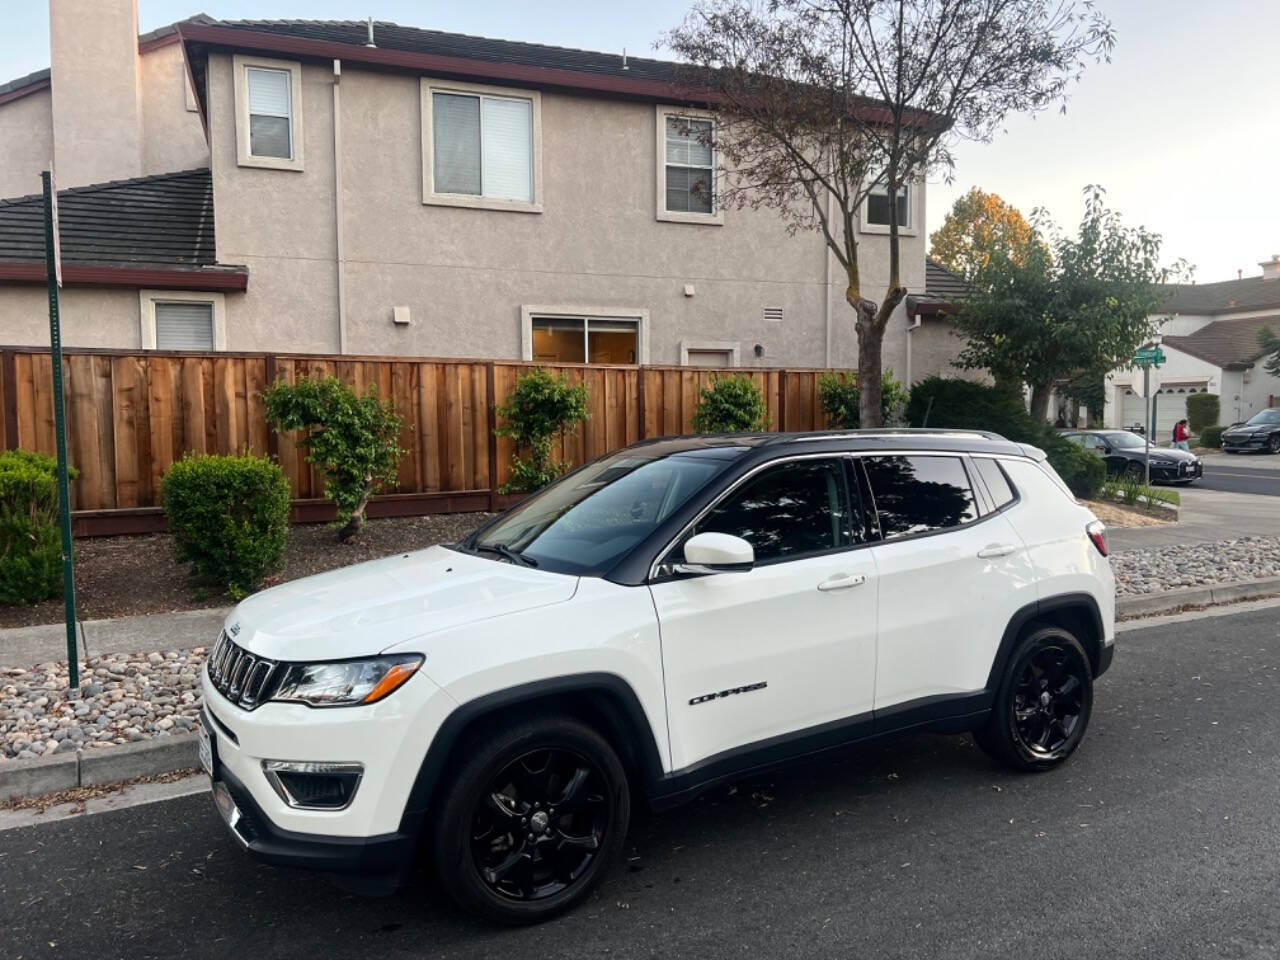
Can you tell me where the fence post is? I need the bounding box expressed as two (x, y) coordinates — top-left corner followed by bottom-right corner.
(777, 369), (787, 432)
(1, 349), (17, 449)
(636, 365), (647, 440)
(486, 361), (498, 512)
(263, 354), (279, 460)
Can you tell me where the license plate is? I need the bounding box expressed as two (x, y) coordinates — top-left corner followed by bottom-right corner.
(198, 723), (214, 778)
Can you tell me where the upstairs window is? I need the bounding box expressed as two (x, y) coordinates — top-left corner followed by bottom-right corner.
(155, 302), (215, 350)
(664, 116), (714, 214)
(424, 81), (541, 212)
(234, 56), (304, 171)
(866, 181), (911, 229)
(246, 67), (293, 159)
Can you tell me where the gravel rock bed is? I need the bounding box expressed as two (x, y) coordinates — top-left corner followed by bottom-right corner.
(1110, 536), (1280, 596)
(5, 535), (1280, 760)
(1, 649), (207, 760)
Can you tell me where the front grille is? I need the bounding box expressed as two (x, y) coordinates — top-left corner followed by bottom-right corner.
(207, 631), (282, 710)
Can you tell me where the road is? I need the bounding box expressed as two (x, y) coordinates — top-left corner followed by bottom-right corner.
(1196, 459), (1280, 497)
(4, 605), (1280, 960)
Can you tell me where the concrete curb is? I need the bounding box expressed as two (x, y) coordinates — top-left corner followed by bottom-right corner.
(1116, 575), (1280, 619)
(0, 733), (198, 803)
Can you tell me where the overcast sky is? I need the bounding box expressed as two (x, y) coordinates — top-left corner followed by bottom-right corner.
(3, 0), (1275, 283)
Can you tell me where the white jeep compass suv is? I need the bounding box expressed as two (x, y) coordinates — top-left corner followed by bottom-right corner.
(200, 430), (1115, 923)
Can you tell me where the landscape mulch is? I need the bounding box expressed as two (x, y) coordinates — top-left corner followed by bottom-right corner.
(0, 513), (493, 630)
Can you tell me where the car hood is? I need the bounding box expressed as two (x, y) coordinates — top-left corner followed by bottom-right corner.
(224, 545), (579, 662)
(1223, 424), (1273, 436)
(1143, 447), (1199, 462)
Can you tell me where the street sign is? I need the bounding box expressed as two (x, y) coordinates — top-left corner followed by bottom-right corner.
(1130, 365), (1161, 398)
(1133, 347), (1166, 366)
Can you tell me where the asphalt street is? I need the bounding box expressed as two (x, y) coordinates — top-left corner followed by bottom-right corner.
(1196, 460), (1280, 497)
(3, 606), (1280, 960)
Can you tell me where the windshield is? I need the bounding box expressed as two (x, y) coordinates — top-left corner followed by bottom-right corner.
(1246, 409), (1280, 426)
(1105, 432), (1147, 449)
(462, 450), (734, 575)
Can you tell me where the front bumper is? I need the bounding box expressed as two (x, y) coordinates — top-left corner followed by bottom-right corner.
(1148, 459), (1202, 482)
(207, 753), (415, 874)
(1222, 434), (1268, 451)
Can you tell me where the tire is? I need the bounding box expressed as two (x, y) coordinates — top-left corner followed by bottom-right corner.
(431, 715), (630, 924)
(1125, 461), (1144, 481)
(1269, 435), (1280, 455)
(974, 626), (1094, 772)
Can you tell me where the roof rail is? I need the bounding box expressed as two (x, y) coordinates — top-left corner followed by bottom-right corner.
(774, 427), (1008, 443)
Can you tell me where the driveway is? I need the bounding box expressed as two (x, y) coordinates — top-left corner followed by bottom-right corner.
(1108, 485), (1280, 551)
(2, 604), (1279, 959)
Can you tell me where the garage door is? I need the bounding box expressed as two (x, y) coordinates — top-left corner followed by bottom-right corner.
(1120, 383), (1208, 439)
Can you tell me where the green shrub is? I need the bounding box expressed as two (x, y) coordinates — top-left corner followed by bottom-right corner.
(1198, 424), (1224, 448)
(161, 453), (290, 599)
(906, 376), (1104, 498)
(691, 376), (770, 433)
(1186, 393), (1219, 433)
(0, 450), (77, 606)
(817, 369), (909, 428)
(263, 377), (403, 541)
(495, 368), (590, 494)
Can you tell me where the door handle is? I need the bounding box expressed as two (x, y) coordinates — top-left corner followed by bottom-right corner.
(817, 572), (866, 591)
(977, 544), (1017, 559)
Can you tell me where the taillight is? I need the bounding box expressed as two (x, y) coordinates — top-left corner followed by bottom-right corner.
(1086, 520), (1108, 557)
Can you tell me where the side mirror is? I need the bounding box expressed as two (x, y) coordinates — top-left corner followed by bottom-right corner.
(1101, 445), (1112, 455)
(675, 532), (754, 575)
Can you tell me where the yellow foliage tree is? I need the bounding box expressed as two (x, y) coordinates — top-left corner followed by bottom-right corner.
(929, 188), (1034, 287)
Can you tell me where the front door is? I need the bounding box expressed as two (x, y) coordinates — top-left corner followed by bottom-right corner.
(649, 457), (878, 771)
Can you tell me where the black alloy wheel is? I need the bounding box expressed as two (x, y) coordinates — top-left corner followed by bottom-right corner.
(974, 626), (1094, 771)
(471, 748), (610, 902)
(1010, 646), (1087, 756)
(432, 716), (629, 924)
(1269, 435), (1280, 454)
(1125, 460), (1145, 481)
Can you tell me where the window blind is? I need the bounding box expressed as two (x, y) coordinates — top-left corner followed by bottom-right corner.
(665, 117), (714, 214)
(481, 97), (533, 202)
(154, 302), (215, 350)
(433, 92), (482, 195)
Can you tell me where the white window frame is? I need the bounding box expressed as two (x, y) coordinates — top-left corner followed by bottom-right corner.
(656, 105), (723, 225)
(860, 179), (918, 236)
(680, 341), (740, 367)
(139, 290), (226, 351)
(421, 78), (543, 214)
(233, 55), (304, 171)
(520, 305), (649, 364)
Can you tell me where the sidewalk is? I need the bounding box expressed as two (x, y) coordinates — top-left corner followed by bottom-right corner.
(1108, 488), (1280, 551)
(0, 607), (230, 670)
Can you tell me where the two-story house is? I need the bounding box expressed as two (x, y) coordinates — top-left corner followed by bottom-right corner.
(0, 2), (965, 379)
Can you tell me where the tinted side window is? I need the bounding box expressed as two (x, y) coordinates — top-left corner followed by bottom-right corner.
(862, 455), (978, 539)
(971, 457), (1016, 510)
(695, 459), (852, 563)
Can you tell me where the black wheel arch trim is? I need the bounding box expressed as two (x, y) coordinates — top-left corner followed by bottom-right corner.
(985, 592), (1110, 690)
(397, 672), (667, 835)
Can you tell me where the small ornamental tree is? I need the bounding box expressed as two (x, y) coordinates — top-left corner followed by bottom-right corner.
(496, 368), (590, 493)
(1259, 326), (1280, 379)
(1185, 393), (1220, 433)
(263, 377), (403, 542)
(691, 376), (769, 433)
(818, 370), (908, 429)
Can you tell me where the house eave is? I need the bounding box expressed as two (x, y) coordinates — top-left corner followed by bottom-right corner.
(0, 262), (248, 292)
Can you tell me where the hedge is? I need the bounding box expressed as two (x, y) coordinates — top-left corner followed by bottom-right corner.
(1186, 393), (1220, 434)
(1198, 425), (1225, 449)
(0, 450), (76, 606)
(161, 453), (291, 599)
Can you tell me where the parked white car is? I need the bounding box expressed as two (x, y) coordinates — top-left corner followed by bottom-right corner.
(199, 429), (1115, 923)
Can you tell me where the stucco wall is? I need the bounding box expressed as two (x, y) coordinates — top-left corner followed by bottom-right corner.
(139, 43), (209, 177)
(908, 318), (982, 386)
(209, 54), (930, 369)
(0, 286), (142, 347)
(0, 88), (54, 200)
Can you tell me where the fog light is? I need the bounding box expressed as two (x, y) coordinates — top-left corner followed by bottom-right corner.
(261, 760), (363, 810)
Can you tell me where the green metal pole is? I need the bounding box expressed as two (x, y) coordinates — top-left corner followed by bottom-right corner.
(42, 171), (79, 691)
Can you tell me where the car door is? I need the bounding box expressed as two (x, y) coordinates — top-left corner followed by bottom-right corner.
(649, 456), (878, 771)
(861, 453), (1037, 714)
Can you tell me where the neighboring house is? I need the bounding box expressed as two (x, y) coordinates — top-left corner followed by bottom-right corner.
(0, 2), (962, 380)
(1102, 257), (1280, 434)
(905, 258), (975, 386)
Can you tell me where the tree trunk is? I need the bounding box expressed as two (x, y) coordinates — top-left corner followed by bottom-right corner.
(854, 305), (883, 429)
(336, 487), (373, 543)
(1028, 383), (1053, 423)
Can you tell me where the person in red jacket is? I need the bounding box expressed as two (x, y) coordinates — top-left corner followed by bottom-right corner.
(1172, 419), (1190, 450)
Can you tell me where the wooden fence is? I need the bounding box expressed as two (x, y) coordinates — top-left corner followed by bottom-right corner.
(0, 346), (850, 536)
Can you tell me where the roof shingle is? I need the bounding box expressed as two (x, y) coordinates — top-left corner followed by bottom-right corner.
(0, 168), (215, 269)
(1160, 277), (1280, 316)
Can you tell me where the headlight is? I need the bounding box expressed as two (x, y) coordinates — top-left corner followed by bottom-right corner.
(271, 654), (423, 707)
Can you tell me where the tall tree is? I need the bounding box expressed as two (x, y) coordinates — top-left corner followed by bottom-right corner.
(954, 186), (1186, 420)
(665, 0), (1114, 426)
(929, 187), (1034, 287)
(1259, 327), (1280, 379)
